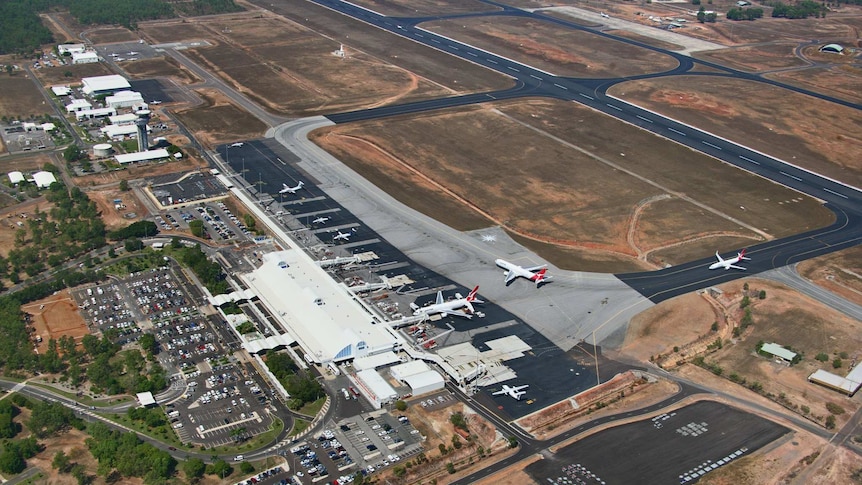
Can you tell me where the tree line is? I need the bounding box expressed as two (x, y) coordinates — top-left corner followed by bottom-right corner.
(264, 352), (323, 410)
(0, 0), (243, 55)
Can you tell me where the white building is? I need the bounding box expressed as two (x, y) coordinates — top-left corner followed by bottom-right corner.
(115, 149), (170, 165)
(71, 51), (99, 64)
(352, 369), (398, 409)
(58, 44), (86, 55)
(65, 99), (92, 113)
(390, 360), (445, 396)
(240, 250), (397, 364)
(51, 86), (71, 96)
(81, 75), (131, 95)
(32, 171), (57, 189)
(101, 124), (148, 140)
(75, 107), (117, 120)
(108, 113), (138, 126)
(8, 172), (24, 185)
(760, 343), (797, 363)
(106, 90), (144, 109)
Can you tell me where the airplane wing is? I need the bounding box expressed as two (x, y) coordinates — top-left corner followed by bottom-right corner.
(503, 271), (517, 284)
(491, 389), (507, 396)
(728, 265), (747, 270)
(440, 310), (472, 319)
(714, 251), (725, 263)
(525, 265), (546, 272)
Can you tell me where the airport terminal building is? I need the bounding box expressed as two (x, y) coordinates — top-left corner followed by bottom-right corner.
(241, 250), (398, 364)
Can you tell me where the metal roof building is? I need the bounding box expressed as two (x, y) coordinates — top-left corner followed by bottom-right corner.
(352, 369), (398, 409)
(115, 149), (170, 164)
(8, 172), (24, 185)
(809, 363), (862, 396)
(240, 250), (397, 364)
(390, 360), (445, 396)
(32, 171), (57, 189)
(760, 343), (797, 362)
(71, 51), (99, 64)
(81, 75), (130, 95)
(106, 90), (144, 109)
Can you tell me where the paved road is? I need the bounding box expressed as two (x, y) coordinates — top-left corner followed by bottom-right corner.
(763, 264), (862, 322)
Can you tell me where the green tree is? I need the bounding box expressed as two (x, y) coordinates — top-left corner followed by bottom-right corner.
(63, 145), (84, 163)
(139, 333), (157, 355)
(240, 462), (254, 474)
(833, 358), (843, 369)
(815, 352), (829, 362)
(207, 459), (232, 478)
(826, 402), (845, 415)
(446, 462), (456, 474)
(826, 415), (836, 429)
(394, 400), (407, 411)
(183, 458), (206, 481)
(53, 450), (72, 473)
(124, 238), (144, 252)
(119, 179), (129, 191)
(0, 448), (25, 474)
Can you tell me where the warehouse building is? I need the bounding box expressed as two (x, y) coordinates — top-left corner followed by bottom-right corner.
(71, 51), (99, 64)
(106, 91), (145, 109)
(81, 75), (131, 95)
(390, 360), (445, 396)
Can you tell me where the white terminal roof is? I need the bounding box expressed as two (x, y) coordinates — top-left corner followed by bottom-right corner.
(82, 75), (130, 94)
(353, 352), (401, 371)
(209, 288), (257, 306)
(51, 86), (71, 96)
(115, 149), (170, 164)
(8, 172), (24, 184)
(241, 250), (396, 363)
(390, 360), (433, 380)
(32, 171), (57, 188)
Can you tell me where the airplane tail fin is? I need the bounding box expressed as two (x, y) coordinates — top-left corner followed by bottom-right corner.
(739, 248), (750, 260)
(466, 286), (481, 302)
(532, 268), (549, 284)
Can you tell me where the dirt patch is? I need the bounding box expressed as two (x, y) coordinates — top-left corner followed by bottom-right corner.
(83, 27), (140, 44)
(621, 292), (719, 363)
(0, 73), (53, 119)
(396, 399), (512, 484)
(173, 88), (267, 146)
(86, 187), (149, 230)
(423, 16), (679, 78)
(21, 290), (90, 354)
(120, 56), (201, 84)
(311, 98), (833, 271)
(472, 454), (542, 485)
(612, 76), (862, 188)
(797, 246), (862, 307)
(31, 63), (114, 87)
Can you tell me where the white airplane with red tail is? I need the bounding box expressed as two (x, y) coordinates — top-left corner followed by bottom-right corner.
(411, 286), (483, 319)
(495, 259), (552, 286)
(708, 248), (750, 271)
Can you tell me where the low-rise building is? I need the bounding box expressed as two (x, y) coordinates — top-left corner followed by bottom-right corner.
(71, 51), (99, 64)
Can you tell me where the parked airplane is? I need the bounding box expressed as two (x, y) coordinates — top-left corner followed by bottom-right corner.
(332, 230), (351, 242)
(492, 384), (529, 400)
(495, 259), (552, 286)
(229, 142), (244, 147)
(708, 248), (750, 271)
(150, 100), (163, 105)
(411, 286), (483, 319)
(600, 11), (610, 18)
(312, 216), (330, 225)
(128, 51), (139, 55)
(279, 181), (304, 194)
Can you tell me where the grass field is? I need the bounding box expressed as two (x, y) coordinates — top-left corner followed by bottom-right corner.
(31, 62), (113, 86)
(174, 89), (267, 145)
(346, 0), (499, 16)
(312, 98), (834, 270)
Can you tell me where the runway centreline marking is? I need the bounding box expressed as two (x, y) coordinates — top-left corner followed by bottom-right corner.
(780, 171), (803, 181)
(668, 127), (686, 136)
(823, 188), (848, 199)
(579, 93), (592, 99)
(702, 141), (722, 150)
(554, 83), (568, 90)
(607, 104), (622, 111)
(636, 115), (652, 123)
(739, 155), (759, 164)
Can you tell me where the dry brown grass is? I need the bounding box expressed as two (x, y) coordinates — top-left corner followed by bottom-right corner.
(424, 16), (679, 78)
(612, 76), (862, 188)
(84, 27), (140, 44)
(0, 74), (53, 119)
(120, 56), (201, 84)
(173, 88), (267, 146)
(31, 63), (114, 87)
(312, 98), (834, 270)
(796, 246), (862, 307)
(346, 0), (499, 16)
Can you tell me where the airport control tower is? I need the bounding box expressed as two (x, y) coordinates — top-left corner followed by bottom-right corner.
(135, 110), (151, 152)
